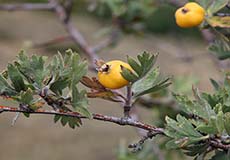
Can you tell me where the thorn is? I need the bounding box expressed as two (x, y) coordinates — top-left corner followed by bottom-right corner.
(11, 112), (20, 126)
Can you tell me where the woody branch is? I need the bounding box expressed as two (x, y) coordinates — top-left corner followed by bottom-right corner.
(0, 105), (164, 134)
(0, 105), (230, 150)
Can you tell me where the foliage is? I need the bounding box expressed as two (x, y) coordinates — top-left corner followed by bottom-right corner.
(0, 50), (170, 128)
(198, 0), (230, 60)
(165, 75), (230, 159)
(90, 0), (156, 31)
(121, 52), (171, 99)
(0, 49), (90, 128)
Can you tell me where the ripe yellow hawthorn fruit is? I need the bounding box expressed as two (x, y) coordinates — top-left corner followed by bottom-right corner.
(175, 2), (205, 28)
(97, 60), (132, 89)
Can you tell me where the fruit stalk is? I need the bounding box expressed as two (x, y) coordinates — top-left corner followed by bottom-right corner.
(124, 84), (132, 117)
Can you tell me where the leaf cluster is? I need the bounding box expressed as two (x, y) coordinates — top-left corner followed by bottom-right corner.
(198, 0), (230, 60)
(121, 51), (171, 99)
(90, 0), (156, 31)
(165, 75), (230, 159)
(0, 49), (90, 128)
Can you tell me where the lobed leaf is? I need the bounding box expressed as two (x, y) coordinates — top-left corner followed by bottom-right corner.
(0, 74), (16, 95)
(7, 64), (26, 92)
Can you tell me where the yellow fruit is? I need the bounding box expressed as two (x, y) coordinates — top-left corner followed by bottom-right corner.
(97, 60), (132, 89)
(175, 2), (205, 28)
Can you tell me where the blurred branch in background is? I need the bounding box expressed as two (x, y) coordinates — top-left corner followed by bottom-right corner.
(137, 96), (179, 112)
(0, 3), (55, 11)
(0, 0), (119, 68)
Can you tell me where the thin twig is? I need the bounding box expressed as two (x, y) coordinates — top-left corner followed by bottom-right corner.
(124, 85), (132, 117)
(0, 105), (165, 133)
(210, 140), (230, 150)
(128, 132), (151, 152)
(129, 106), (165, 159)
(11, 112), (20, 126)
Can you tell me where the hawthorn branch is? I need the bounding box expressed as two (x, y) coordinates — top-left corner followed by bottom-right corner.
(210, 140), (230, 150)
(0, 105), (164, 134)
(129, 106), (165, 159)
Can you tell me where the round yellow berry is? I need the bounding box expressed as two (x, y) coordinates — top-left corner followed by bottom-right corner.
(175, 2), (205, 28)
(97, 60), (132, 89)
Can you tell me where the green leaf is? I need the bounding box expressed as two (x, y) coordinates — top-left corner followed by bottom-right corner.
(165, 115), (202, 138)
(60, 116), (69, 126)
(210, 78), (220, 90)
(216, 111), (225, 133)
(75, 107), (92, 119)
(54, 115), (61, 123)
(120, 66), (139, 82)
(207, 0), (229, 16)
(71, 85), (91, 118)
(124, 52), (158, 81)
(0, 74), (16, 95)
(127, 56), (142, 76)
(210, 151), (230, 160)
(176, 115), (203, 137)
(54, 115), (82, 129)
(50, 77), (69, 95)
(132, 67), (171, 97)
(166, 139), (185, 149)
(196, 124), (217, 134)
(68, 117), (81, 129)
(23, 112), (30, 118)
(20, 88), (33, 105)
(193, 87), (216, 119)
(72, 86), (88, 108)
(184, 143), (209, 157)
(7, 64), (26, 92)
(173, 93), (215, 120)
(16, 51), (48, 88)
(124, 52), (171, 97)
(70, 51), (88, 84)
(137, 52), (157, 78)
(224, 112), (230, 135)
(49, 50), (87, 95)
(207, 16), (230, 28)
